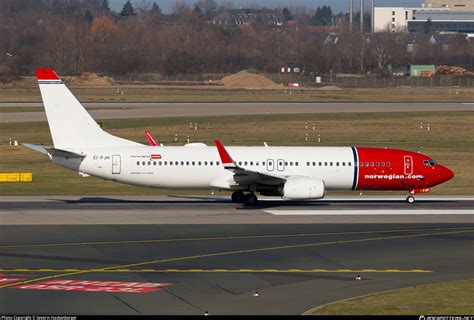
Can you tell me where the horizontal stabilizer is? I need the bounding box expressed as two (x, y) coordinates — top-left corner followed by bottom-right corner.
(23, 143), (85, 158)
(22, 143), (48, 155)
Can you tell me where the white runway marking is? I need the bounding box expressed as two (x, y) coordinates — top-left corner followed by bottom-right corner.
(265, 210), (474, 216)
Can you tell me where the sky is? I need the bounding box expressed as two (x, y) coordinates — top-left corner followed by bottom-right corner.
(110, 0), (425, 14)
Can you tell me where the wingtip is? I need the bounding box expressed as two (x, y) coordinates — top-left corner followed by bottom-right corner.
(36, 68), (60, 81)
(214, 140), (234, 164)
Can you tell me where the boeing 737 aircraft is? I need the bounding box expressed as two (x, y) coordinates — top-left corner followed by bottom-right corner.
(24, 68), (454, 205)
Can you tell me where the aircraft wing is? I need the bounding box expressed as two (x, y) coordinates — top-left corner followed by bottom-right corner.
(214, 140), (286, 186)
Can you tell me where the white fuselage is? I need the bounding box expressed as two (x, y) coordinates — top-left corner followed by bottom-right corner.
(57, 145), (355, 190)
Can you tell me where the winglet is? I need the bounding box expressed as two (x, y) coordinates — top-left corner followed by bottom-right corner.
(214, 140), (235, 166)
(36, 68), (61, 81)
(145, 130), (158, 146)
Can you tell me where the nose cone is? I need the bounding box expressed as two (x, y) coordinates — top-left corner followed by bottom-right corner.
(439, 165), (454, 183)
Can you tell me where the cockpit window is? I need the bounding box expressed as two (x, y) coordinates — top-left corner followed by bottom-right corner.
(423, 159), (437, 166)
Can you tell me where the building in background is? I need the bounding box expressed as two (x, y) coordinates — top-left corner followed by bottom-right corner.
(407, 10), (474, 33)
(423, 0), (474, 11)
(374, 4), (474, 33)
(388, 64), (436, 77)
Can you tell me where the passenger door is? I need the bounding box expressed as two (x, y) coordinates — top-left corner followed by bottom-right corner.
(404, 156), (413, 175)
(112, 155), (121, 174)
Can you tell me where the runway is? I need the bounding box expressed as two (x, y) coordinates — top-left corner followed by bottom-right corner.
(0, 196), (472, 224)
(1, 196), (472, 314)
(0, 223), (473, 314)
(1, 102), (473, 122)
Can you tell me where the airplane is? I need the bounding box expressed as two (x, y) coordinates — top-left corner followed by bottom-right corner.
(24, 68), (454, 205)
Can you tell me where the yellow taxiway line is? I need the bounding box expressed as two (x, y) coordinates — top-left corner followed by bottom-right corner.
(0, 268), (432, 273)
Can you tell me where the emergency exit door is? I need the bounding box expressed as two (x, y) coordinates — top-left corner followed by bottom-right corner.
(112, 155), (121, 174)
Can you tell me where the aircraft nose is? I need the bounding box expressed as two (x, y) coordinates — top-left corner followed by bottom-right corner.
(439, 166), (454, 182)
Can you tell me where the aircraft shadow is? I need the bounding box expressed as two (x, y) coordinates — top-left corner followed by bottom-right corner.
(48, 196), (456, 210)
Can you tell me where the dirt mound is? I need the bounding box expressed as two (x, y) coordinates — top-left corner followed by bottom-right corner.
(219, 72), (282, 88)
(65, 73), (114, 86)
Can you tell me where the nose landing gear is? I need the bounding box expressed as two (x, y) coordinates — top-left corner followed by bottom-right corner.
(231, 191), (258, 205)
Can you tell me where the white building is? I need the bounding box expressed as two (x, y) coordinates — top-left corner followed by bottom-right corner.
(373, 7), (417, 32)
(423, 0), (474, 11)
(374, 6), (474, 33)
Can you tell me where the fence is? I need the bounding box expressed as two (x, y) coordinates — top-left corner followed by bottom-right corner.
(108, 73), (474, 87)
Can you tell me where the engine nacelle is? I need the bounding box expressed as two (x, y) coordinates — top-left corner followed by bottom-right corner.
(282, 177), (325, 199)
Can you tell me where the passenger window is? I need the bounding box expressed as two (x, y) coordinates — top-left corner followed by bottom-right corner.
(256, 162), (259, 166)
(153, 161), (156, 165)
(250, 161), (253, 166)
(175, 161), (178, 165)
(370, 162), (374, 167)
(198, 161), (201, 165)
(164, 161), (167, 165)
(295, 162), (298, 166)
(365, 162), (369, 167)
(262, 162), (265, 166)
(244, 161), (247, 165)
(137, 161), (140, 165)
(285, 162), (288, 166)
(376, 162), (379, 167)
(142, 161), (145, 165)
(192, 161), (195, 165)
(324, 162), (328, 166)
(360, 162), (363, 167)
(181, 161), (184, 165)
(307, 162), (310, 166)
(210, 161), (214, 165)
(348, 162), (351, 167)
(217, 161), (220, 165)
(186, 161), (189, 165)
(204, 161), (208, 165)
(336, 162), (339, 166)
(318, 162), (322, 166)
(330, 162), (333, 166)
(290, 162), (293, 166)
(170, 162), (173, 166)
(381, 162), (385, 167)
(387, 162), (391, 167)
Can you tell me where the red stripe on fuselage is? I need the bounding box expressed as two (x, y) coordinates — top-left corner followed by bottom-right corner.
(355, 147), (432, 191)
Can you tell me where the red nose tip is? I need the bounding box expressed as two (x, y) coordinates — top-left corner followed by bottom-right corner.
(443, 166), (454, 182)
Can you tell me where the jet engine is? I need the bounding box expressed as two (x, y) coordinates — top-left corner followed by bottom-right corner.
(282, 177), (325, 199)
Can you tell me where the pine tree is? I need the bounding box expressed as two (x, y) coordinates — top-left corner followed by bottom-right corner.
(119, 0), (136, 18)
(282, 7), (293, 21)
(151, 2), (161, 14)
(424, 17), (433, 34)
(84, 9), (93, 24)
(311, 5), (333, 26)
(100, 0), (110, 13)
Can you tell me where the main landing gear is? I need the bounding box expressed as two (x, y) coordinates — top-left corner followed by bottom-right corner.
(406, 195), (415, 204)
(231, 191), (258, 205)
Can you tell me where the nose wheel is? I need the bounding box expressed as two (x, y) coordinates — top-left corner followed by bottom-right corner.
(406, 195), (415, 204)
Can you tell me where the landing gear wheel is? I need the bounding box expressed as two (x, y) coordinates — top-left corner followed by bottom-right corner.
(406, 195), (415, 204)
(245, 193), (258, 205)
(231, 191), (245, 203)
